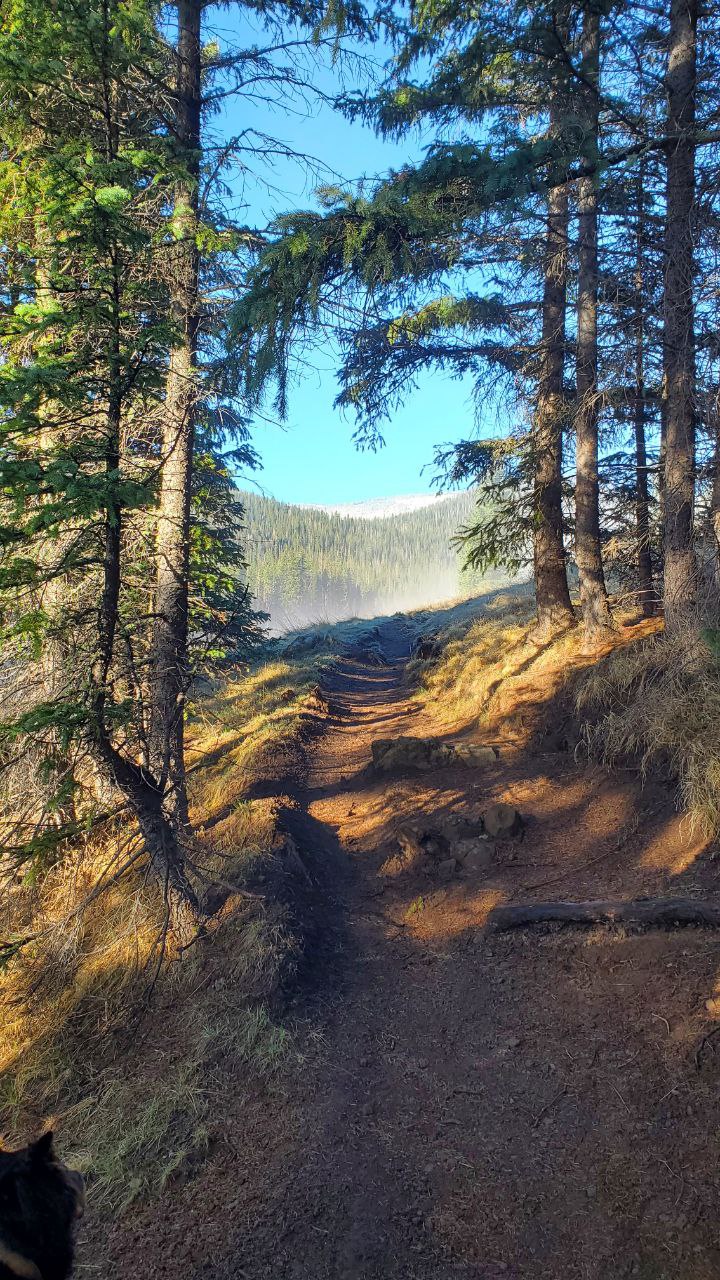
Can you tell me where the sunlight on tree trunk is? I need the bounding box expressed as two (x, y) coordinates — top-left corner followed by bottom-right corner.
(662, 0), (698, 625)
(575, 3), (613, 643)
(532, 110), (575, 640)
(151, 0), (202, 828)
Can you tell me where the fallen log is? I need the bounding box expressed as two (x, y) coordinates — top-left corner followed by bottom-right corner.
(489, 896), (720, 932)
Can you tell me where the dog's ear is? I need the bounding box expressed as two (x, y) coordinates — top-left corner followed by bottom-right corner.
(29, 1131), (55, 1164)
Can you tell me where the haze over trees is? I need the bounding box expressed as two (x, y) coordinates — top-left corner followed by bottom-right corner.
(241, 489), (509, 629)
(2, 0), (720, 941)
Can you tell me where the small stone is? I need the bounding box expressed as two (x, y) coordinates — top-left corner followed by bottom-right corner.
(455, 744), (499, 766)
(483, 803), (523, 838)
(586, 1185), (596, 1199)
(456, 840), (495, 873)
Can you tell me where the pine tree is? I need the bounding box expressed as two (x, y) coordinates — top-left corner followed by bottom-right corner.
(0, 0), (264, 935)
(574, 1), (613, 640)
(662, 0), (698, 623)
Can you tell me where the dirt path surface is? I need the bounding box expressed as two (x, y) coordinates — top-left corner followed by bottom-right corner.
(103, 619), (720, 1280)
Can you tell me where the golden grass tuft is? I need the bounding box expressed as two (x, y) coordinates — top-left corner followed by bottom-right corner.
(187, 656), (325, 843)
(412, 594), (565, 731)
(575, 617), (720, 835)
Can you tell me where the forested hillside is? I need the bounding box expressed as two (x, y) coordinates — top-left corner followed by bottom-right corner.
(241, 490), (510, 628)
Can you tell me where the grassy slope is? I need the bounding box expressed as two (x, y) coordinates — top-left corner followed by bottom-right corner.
(411, 591), (720, 837)
(0, 640), (333, 1209)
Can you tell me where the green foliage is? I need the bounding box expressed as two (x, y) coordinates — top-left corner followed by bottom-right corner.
(0, 0), (265, 873)
(240, 489), (514, 628)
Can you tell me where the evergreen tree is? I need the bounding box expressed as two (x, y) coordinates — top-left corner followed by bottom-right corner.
(0, 0), (264, 935)
(230, 1), (647, 635)
(662, 0), (698, 623)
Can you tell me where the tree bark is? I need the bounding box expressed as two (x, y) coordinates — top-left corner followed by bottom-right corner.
(633, 160), (655, 616)
(90, 8), (200, 942)
(531, 99), (576, 640)
(489, 896), (720, 932)
(662, 0), (698, 625)
(88, 730), (201, 942)
(710, 396), (720, 570)
(574, 4), (613, 642)
(150, 0), (202, 827)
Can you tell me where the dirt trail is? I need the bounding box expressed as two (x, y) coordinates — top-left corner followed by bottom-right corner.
(105, 619), (720, 1280)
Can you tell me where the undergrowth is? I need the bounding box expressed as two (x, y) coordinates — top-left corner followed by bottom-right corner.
(411, 590), (543, 728)
(416, 589), (720, 841)
(0, 641), (328, 1213)
(575, 618), (720, 835)
(12, 589), (717, 1219)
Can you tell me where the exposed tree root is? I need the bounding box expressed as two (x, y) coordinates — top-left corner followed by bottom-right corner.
(489, 896), (720, 932)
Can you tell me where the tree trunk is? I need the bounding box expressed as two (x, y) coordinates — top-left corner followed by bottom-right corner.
(150, 0), (202, 826)
(633, 160), (655, 617)
(658, 386), (667, 569)
(662, 0), (698, 625)
(574, 4), (613, 642)
(88, 733), (201, 944)
(489, 895), (720, 933)
(91, 359), (201, 946)
(91, 14), (200, 942)
(33, 252), (79, 826)
(710, 396), (720, 571)
(532, 100), (576, 640)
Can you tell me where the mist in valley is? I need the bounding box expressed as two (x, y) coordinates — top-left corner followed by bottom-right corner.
(239, 488), (514, 635)
(262, 567), (476, 635)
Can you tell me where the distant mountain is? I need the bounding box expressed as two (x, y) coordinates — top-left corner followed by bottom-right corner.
(238, 488), (513, 633)
(302, 493), (457, 520)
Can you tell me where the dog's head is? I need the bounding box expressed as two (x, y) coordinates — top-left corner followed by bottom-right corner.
(0, 1133), (84, 1280)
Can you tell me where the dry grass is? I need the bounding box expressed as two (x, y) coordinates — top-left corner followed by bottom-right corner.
(0, 644), (328, 1213)
(576, 617), (720, 835)
(413, 592), (719, 841)
(411, 593), (563, 730)
(12, 595), (718, 1219)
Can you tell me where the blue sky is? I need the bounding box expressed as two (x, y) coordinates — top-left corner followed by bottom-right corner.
(213, 11), (491, 505)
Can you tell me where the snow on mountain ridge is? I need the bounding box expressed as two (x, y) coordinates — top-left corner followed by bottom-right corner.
(302, 493), (456, 520)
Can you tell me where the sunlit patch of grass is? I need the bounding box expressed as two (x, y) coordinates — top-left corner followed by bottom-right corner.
(187, 654), (329, 837)
(412, 595), (540, 729)
(576, 617), (720, 835)
(0, 846), (294, 1211)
